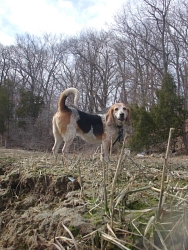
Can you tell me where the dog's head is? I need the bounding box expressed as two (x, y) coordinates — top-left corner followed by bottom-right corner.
(106, 103), (131, 126)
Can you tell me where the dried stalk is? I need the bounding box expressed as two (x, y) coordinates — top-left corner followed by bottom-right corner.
(117, 228), (162, 250)
(157, 128), (174, 221)
(115, 185), (152, 207)
(107, 223), (117, 238)
(53, 239), (66, 250)
(103, 161), (108, 214)
(144, 216), (155, 235)
(57, 223), (79, 250)
(89, 200), (103, 214)
(83, 229), (99, 240)
(110, 135), (127, 228)
(101, 232), (131, 250)
(163, 216), (182, 243)
(154, 225), (168, 250)
(152, 187), (187, 202)
(183, 202), (188, 249)
(78, 164), (84, 198)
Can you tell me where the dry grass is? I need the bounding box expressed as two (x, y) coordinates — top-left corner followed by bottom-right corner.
(0, 143), (188, 249)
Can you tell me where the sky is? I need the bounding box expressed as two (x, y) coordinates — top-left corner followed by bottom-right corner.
(0, 0), (127, 46)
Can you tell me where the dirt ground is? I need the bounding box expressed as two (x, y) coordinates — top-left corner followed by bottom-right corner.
(0, 148), (188, 250)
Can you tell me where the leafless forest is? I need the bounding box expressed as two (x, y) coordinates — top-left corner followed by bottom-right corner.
(0, 0), (188, 151)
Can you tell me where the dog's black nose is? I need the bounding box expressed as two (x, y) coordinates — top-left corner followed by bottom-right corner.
(119, 113), (124, 120)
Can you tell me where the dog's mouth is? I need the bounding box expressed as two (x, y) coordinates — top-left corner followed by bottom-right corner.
(117, 117), (125, 122)
(117, 114), (125, 121)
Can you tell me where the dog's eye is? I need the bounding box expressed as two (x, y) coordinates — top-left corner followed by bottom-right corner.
(114, 108), (119, 111)
(123, 107), (127, 110)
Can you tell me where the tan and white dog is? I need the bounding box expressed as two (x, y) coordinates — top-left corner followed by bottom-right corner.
(52, 88), (131, 162)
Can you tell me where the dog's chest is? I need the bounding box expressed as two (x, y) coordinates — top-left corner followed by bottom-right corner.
(104, 124), (121, 140)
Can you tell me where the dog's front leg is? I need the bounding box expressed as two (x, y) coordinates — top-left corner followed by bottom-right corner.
(102, 139), (111, 162)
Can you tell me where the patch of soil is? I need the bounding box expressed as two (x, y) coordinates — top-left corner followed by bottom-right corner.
(0, 149), (97, 249)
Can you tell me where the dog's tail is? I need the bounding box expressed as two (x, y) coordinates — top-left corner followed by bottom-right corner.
(58, 88), (80, 112)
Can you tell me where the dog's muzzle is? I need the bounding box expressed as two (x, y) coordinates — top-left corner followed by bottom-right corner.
(118, 113), (125, 121)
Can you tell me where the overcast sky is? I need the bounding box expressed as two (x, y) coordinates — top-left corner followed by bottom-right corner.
(0, 0), (127, 46)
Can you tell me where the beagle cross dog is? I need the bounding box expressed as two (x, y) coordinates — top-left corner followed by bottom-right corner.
(52, 88), (130, 162)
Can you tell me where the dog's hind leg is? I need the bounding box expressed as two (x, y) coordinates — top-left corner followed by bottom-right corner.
(61, 127), (76, 159)
(61, 139), (74, 159)
(52, 134), (64, 161)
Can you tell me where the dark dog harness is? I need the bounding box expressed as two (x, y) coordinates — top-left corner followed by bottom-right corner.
(112, 126), (124, 146)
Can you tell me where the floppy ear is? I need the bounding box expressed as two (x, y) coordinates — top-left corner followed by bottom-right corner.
(106, 107), (115, 126)
(126, 108), (131, 126)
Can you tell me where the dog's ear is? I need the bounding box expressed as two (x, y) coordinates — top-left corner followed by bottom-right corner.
(106, 107), (114, 126)
(126, 108), (131, 126)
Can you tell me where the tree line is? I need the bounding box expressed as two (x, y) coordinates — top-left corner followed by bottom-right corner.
(0, 0), (188, 153)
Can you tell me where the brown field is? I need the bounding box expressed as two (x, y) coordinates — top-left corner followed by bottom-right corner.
(0, 147), (188, 250)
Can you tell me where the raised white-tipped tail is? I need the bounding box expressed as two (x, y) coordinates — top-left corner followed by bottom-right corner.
(58, 88), (80, 112)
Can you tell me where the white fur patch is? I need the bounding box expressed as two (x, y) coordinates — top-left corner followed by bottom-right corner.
(64, 113), (77, 141)
(70, 107), (80, 121)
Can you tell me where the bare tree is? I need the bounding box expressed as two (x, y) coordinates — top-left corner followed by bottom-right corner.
(67, 30), (118, 112)
(0, 44), (12, 84)
(167, 0), (188, 102)
(112, 0), (184, 108)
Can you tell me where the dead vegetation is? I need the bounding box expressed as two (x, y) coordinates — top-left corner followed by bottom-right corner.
(0, 140), (188, 249)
